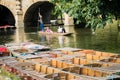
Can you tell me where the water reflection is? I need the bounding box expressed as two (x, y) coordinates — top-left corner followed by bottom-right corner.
(0, 21), (120, 53)
(58, 36), (64, 48)
(0, 29), (16, 44)
(40, 35), (46, 44)
(45, 35), (53, 45)
(38, 34), (54, 47)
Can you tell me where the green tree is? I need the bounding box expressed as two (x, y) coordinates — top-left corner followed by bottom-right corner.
(50, 0), (72, 24)
(50, 0), (120, 30)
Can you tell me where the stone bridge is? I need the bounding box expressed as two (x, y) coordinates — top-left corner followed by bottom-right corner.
(0, 0), (74, 28)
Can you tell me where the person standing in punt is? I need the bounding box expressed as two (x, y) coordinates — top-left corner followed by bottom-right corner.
(38, 11), (44, 31)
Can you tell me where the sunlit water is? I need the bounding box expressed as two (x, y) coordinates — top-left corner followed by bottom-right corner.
(0, 21), (120, 54)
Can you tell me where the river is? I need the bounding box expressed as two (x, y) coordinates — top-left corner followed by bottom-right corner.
(0, 21), (120, 54)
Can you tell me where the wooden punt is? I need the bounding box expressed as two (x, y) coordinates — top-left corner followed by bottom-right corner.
(0, 25), (16, 31)
(38, 31), (73, 36)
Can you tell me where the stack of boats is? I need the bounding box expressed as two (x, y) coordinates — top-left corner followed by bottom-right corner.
(0, 42), (120, 80)
(0, 25), (16, 31)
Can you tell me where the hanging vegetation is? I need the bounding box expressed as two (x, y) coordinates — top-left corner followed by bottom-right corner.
(50, 0), (120, 30)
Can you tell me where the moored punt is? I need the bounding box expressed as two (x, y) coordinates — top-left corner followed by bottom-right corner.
(0, 25), (16, 31)
(5, 43), (33, 57)
(21, 42), (50, 51)
(0, 58), (48, 80)
(0, 57), (114, 80)
(38, 31), (73, 36)
(5, 42), (50, 57)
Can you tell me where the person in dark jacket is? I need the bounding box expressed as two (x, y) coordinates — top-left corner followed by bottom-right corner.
(62, 27), (66, 33)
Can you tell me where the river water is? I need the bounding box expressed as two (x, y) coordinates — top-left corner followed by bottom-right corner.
(0, 21), (120, 54)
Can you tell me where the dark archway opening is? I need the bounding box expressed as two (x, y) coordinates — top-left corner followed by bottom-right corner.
(24, 1), (54, 29)
(0, 5), (15, 26)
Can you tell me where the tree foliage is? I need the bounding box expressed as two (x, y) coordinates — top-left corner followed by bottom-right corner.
(50, 0), (72, 20)
(50, 0), (120, 30)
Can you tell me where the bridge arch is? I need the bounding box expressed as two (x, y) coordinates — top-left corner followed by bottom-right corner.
(24, 1), (54, 27)
(0, 4), (15, 26)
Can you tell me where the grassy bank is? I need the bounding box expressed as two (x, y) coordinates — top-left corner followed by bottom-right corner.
(0, 67), (21, 80)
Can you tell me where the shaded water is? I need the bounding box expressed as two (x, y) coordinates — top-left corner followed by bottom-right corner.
(0, 21), (120, 54)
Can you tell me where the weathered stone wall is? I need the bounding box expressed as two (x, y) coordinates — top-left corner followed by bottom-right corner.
(0, 0), (16, 17)
(0, 0), (50, 26)
(0, 0), (74, 26)
(0, 0), (49, 19)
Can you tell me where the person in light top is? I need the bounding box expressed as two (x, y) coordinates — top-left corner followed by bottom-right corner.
(58, 26), (62, 33)
(58, 26), (66, 33)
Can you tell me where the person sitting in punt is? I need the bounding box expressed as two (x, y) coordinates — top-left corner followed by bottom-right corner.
(58, 26), (66, 33)
(62, 27), (66, 33)
(45, 27), (53, 33)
